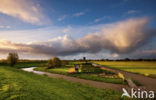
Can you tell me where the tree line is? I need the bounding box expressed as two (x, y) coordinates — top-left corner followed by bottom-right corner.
(0, 53), (155, 67)
(2, 53), (68, 68)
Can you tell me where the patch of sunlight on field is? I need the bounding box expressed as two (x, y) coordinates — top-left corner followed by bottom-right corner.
(69, 68), (75, 72)
(123, 69), (156, 75)
(93, 61), (156, 69)
(49, 67), (71, 73)
(93, 61), (156, 76)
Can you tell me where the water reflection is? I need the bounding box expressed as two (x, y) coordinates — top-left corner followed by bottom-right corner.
(22, 67), (45, 75)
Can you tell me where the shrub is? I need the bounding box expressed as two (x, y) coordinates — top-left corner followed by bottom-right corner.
(47, 57), (61, 68)
(47, 59), (54, 68)
(61, 60), (68, 66)
(7, 53), (19, 67)
(80, 63), (93, 73)
(53, 57), (61, 67)
(80, 63), (103, 73)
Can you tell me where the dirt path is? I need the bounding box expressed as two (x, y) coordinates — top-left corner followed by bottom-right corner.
(22, 67), (128, 92)
(94, 64), (156, 91)
(44, 72), (128, 92)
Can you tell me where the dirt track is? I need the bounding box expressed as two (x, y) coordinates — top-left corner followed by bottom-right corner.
(22, 67), (128, 92)
(44, 72), (128, 92)
(96, 64), (156, 92)
(23, 66), (156, 92)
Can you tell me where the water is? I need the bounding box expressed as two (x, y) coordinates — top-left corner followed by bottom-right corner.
(22, 67), (45, 75)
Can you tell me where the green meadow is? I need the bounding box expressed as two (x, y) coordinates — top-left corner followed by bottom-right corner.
(1, 60), (153, 100)
(0, 65), (126, 100)
(0, 61), (47, 68)
(93, 61), (156, 77)
(35, 67), (124, 84)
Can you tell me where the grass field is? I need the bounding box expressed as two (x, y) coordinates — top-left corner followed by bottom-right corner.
(0, 61), (47, 69)
(35, 65), (124, 84)
(93, 61), (156, 77)
(0, 66), (125, 100)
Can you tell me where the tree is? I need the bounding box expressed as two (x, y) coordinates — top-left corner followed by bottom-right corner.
(124, 58), (130, 61)
(47, 59), (54, 68)
(7, 53), (19, 67)
(47, 56), (61, 68)
(52, 56), (61, 67)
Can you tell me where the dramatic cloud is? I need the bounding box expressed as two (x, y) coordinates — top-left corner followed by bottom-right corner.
(0, 0), (48, 25)
(0, 35), (80, 56)
(79, 17), (154, 54)
(0, 17), (155, 58)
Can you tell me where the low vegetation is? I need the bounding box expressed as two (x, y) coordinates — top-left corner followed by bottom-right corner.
(93, 61), (156, 78)
(7, 53), (19, 67)
(0, 66), (125, 100)
(0, 54), (147, 99)
(35, 60), (125, 84)
(0, 61), (47, 69)
(47, 57), (62, 68)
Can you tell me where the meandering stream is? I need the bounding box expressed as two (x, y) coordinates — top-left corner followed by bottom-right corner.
(22, 67), (45, 75)
(21, 67), (128, 91)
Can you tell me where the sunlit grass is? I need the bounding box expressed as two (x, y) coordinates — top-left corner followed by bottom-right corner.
(123, 69), (156, 75)
(0, 66), (125, 100)
(93, 61), (156, 77)
(35, 67), (124, 84)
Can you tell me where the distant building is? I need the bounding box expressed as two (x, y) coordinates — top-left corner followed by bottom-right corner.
(83, 57), (86, 61)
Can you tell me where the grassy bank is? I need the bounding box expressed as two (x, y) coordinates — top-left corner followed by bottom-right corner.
(0, 66), (126, 100)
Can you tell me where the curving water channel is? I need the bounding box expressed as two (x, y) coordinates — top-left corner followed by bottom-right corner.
(22, 67), (45, 75)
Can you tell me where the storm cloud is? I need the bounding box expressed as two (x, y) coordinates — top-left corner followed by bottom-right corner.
(78, 17), (155, 54)
(0, 17), (155, 57)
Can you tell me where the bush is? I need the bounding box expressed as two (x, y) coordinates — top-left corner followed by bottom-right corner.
(47, 59), (54, 68)
(80, 63), (103, 73)
(53, 57), (61, 67)
(7, 53), (19, 67)
(61, 60), (68, 66)
(80, 64), (94, 73)
(47, 57), (61, 68)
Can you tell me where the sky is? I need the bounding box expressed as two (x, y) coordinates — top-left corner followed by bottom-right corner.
(0, 0), (156, 60)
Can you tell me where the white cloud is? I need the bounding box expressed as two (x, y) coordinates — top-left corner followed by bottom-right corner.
(0, 25), (11, 29)
(94, 16), (111, 23)
(112, 53), (119, 57)
(63, 26), (72, 33)
(127, 10), (138, 14)
(58, 15), (68, 21)
(57, 10), (87, 22)
(73, 10), (88, 17)
(73, 11), (85, 17)
(0, 0), (48, 25)
(0, 17), (155, 59)
(80, 17), (151, 53)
